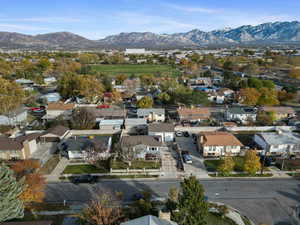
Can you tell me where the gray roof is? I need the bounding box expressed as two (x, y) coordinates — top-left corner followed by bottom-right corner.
(59, 136), (111, 152)
(125, 118), (147, 126)
(121, 215), (177, 225)
(137, 108), (165, 117)
(148, 123), (174, 133)
(46, 125), (69, 137)
(0, 137), (23, 150)
(89, 108), (126, 119)
(121, 136), (162, 147)
(227, 107), (256, 115)
(257, 132), (300, 145)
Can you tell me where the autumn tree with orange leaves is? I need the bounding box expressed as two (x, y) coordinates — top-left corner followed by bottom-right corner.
(11, 160), (46, 206)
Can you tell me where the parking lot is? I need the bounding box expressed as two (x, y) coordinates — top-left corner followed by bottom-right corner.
(175, 133), (209, 178)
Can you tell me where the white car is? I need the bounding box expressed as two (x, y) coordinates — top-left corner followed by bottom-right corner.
(175, 131), (183, 137)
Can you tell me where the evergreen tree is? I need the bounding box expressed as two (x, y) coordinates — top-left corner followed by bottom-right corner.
(0, 164), (25, 222)
(174, 176), (208, 225)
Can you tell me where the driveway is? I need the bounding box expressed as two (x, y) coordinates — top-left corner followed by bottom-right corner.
(175, 135), (209, 178)
(160, 145), (178, 179)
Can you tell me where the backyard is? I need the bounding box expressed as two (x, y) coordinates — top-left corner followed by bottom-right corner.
(91, 64), (180, 77)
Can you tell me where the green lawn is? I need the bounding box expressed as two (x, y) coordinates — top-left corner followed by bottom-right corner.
(63, 164), (108, 174)
(207, 212), (237, 225)
(204, 157), (245, 172)
(111, 160), (161, 169)
(91, 64), (180, 77)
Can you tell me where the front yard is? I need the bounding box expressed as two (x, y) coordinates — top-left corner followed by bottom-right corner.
(63, 164), (108, 174)
(111, 160), (161, 170)
(204, 157), (245, 172)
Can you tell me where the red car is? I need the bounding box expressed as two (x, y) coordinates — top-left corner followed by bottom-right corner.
(31, 107), (41, 111)
(97, 104), (110, 109)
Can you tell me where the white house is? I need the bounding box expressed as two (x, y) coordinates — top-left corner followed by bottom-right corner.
(121, 135), (164, 160)
(225, 107), (257, 124)
(0, 107), (28, 126)
(137, 108), (165, 122)
(254, 131), (300, 155)
(198, 132), (244, 157)
(148, 123), (175, 142)
(58, 136), (112, 160)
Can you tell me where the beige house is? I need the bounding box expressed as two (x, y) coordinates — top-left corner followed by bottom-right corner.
(42, 102), (75, 120)
(198, 132), (243, 157)
(0, 133), (41, 160)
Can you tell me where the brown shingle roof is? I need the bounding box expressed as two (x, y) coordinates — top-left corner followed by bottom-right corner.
(0, 137), (23, 150)
(46, 125), (69, 137)
(177, 108), (211, 120)
(15, 133), (42, 143)
(199, 132), (243, 147)
(121, 135), (162, 147)
(148, 123), (174, 133)
(47, 102), (75, 111)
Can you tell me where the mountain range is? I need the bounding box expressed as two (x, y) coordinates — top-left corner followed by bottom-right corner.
(1, 21), (300, 50)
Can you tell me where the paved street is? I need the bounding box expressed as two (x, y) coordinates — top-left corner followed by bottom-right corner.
(45, 178), (300, 225)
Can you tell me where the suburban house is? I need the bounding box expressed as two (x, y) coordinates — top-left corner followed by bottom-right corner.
(40, 92), (61, 103)
(42, 102), (75, 121)
(99, 119), (124, 130)
(124, 118), (147, 133)
(225, 107), (257, 124)
(44, 77), (57, 86)
(91, 108), (126, 121)
(148, 123), (175, 142)
(197, 132), (244, 157)
(137, 108), (165, 122)
(121, 135), (164, 160)
(254, 131), (300, 155)
(15, 78), (35, 91)
(40, 125), (69, 142)
(261, 106), (296, 120)
(0, 107), (28, 126)
(58, 136), (112, 159)
(187, 77), (212, 90)
(0, 133), (41, 160)
(121, 215), (177, 225)
(177, 108), (211, 122)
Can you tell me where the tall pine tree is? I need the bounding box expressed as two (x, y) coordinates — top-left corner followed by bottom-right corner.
(0, 164), (25, 222)
(174, 176), (208, 225)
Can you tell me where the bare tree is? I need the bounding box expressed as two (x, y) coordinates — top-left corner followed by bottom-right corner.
(114, 142), (136, 167)
(78, 191), (126, 225)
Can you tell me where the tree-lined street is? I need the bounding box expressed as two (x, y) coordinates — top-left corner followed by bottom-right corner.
(45, 178), (300, 225)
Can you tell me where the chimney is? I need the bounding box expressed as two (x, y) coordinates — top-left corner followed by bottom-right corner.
(159, 210), (171, 222)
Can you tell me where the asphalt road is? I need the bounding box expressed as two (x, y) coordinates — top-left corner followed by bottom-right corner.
(45, 178), (300, 225)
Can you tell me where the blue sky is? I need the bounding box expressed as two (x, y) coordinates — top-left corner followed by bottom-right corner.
(1, 0), (300, 39)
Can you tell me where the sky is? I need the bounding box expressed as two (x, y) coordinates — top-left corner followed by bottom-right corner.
(1, 0), (300, 39)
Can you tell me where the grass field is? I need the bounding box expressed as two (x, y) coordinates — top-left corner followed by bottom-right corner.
(91, 64), (180, 77)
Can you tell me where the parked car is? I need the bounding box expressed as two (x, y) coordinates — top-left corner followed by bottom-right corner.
(183, 131), (190, 137)
(97, 104), (110, 109)
(70, 175), (97, 184)
(175, 131), (183, 137)
(182, 151), (192, 164)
